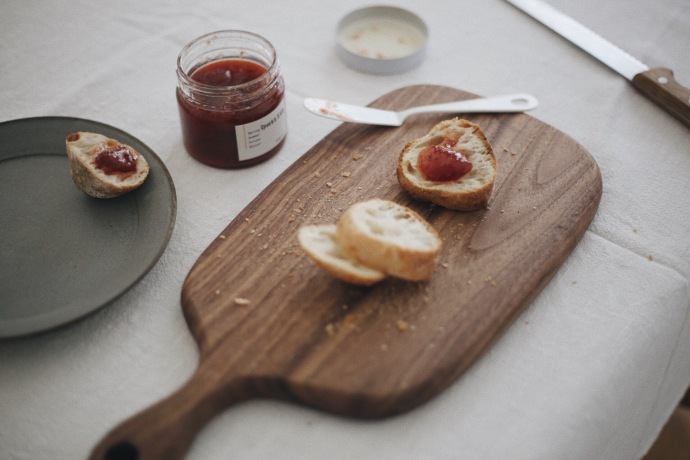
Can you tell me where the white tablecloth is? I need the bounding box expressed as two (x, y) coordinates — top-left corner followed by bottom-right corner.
(2, 1), (690, 459)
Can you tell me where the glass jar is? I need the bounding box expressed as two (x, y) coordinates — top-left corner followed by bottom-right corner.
(176, 30), (287, 168)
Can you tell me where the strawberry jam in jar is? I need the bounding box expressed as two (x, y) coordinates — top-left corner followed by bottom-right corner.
(176, 30), (287, 168)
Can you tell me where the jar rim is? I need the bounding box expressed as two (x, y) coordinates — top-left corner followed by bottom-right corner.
(176, 30), (279, 94)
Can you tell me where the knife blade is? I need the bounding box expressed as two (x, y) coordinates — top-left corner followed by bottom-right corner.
(505, 0), (690, 128)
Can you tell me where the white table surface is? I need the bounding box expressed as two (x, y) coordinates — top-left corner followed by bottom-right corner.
(2, 1), (690, 459)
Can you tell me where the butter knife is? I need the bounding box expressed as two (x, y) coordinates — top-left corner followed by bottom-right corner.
(303, 93), (538, 126)
(505, 0), (690, 128)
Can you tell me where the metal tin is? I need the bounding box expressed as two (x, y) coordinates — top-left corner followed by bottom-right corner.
(336, 6), (428, 75)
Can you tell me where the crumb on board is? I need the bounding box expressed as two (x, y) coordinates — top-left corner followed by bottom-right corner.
(341, 171), (351, 178)
(233, 297), (251, 306)
(396, 319), (409, 331)
(353, 154), (363, 161)
(342, 313), (358, 330)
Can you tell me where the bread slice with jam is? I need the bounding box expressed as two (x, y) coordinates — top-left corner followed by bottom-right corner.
(397, 118), (496, 211)
(66, 131), (149, 199)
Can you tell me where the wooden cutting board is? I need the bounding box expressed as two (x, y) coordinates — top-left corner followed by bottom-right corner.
(91, 85), (602, 460)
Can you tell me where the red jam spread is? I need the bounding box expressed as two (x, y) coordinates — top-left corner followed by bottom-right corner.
(94, 143), (137, 176)
(176, 58), (285, 169)
(418, 141), (472, 182)
(191, 59), (266, 86)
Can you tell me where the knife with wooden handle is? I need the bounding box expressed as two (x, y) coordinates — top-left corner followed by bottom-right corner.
(505, 0), (690, 128)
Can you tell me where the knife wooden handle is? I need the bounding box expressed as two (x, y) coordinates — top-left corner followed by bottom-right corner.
(632, 68), (690, 128)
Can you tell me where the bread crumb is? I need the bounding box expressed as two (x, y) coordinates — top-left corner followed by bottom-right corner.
(353, 154), (363, 160)
(341, 171), (351, 178)
(396, 319), (409, 331)
(484, 277), (497, 287)
(325, 323), (335, 336)
(343, 313), (357, 330)
(326, 182), (333, 187)
(214, 289), (221, 295)
(441, 262), (449, 268)
(648, 255), (654, 261)
(234, 297), (251, 306)
(219, 235), (226, 239)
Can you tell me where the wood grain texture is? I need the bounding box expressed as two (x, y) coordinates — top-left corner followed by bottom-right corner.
(632, 67), (690, 128)
(90, 85), (602, 460)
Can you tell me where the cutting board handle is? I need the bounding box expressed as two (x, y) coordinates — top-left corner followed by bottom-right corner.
(89, 363), (252, 460)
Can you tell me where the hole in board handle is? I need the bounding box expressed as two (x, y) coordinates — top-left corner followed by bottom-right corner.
(104, 442), (139, 460)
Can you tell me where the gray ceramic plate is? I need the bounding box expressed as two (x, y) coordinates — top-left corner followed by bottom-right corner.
(0, 117), (176, 338)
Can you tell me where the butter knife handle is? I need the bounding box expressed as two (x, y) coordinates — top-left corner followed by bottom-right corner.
(632, 68), (690, 128)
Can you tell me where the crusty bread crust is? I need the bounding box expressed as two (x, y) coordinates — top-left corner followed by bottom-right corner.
(66, 131), (149, 198)
(335, 199), (441, 281)
(298, 224), (387, 285)
(397, 118), (496, 211)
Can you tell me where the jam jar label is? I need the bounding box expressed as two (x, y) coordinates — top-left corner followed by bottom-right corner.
(235, 98), (287, 161)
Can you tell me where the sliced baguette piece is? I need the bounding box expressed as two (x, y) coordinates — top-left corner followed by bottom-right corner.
(335, 199), (441, 281)
(397, 118), (496, 211)
(66, 131), (149, 198)
(298, 224), (387, 285)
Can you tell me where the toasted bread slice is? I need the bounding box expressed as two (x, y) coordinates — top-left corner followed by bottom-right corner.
(335, 199), (441, 281)
(397, 118), (496, 211)
(66, 131), (149, 198)
(298, 224), (387, 285)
